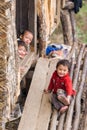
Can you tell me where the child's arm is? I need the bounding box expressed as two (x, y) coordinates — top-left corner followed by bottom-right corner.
(52, 50), (63, 56)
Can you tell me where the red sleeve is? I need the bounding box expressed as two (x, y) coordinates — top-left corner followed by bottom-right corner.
(65, 76), (73, 96)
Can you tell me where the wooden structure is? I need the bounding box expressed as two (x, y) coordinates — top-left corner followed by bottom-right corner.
(18, 44), (87, 130)
(0, 0), (66, 130)
(0, 0), (86, 130)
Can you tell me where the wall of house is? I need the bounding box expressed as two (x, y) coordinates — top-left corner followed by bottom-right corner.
(37, 0), (56, 41)
(0, 0), (20, 129)
(37, 0), (65, 55)
(0, 0), (66, 129)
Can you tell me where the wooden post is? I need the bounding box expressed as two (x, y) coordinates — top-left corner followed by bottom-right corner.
(37, 0), (48, 56)
(60, 0), (77, 46)
(60, 9), (73, 45)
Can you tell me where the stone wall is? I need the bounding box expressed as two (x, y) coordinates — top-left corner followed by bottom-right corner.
(0, 0), (20, 129)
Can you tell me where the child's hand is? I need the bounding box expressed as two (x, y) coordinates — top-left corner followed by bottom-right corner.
(44, 89), (49, 94)
(67, 96), (71, 104)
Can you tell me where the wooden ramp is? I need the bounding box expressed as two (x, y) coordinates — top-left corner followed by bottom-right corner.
(18, 57), (59, 130)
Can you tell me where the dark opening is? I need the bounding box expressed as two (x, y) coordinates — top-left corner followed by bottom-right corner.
(16, 0), (29, 37)
(16, 0), (36, 44)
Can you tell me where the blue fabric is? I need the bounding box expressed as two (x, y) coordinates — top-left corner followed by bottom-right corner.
(46, 45), (63, 55)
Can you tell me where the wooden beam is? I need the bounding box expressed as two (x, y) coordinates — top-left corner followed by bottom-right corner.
(18, 57), (49, 130)
(35, 59), (58, 130)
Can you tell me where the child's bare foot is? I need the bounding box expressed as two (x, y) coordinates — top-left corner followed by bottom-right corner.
(58, 95), (70, 105)
(59, 106), (68, 114)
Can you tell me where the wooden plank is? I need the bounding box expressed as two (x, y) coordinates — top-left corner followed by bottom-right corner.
(50, 109), (58, 130)
(84, 116), (87, 130)
(20, 52), (35, 80)
(57, 0), (61, 25)
(35, 58), (59, 130)
(61, 0), (65, 8)
(18, 57), (49, 130)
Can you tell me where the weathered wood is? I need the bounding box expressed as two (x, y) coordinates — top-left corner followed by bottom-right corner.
(60, 0), (77, 46)
(64, 44), (85, 130)
(60, 9), (73, 45)
(57, 51), (76, 130)
(63, 1), (74, 10)
(35, 58), (58, 130)
(50, 109), (58, 130)
(70, 57), (76, 80)
(84, 116), (87, 130)
(61, 0), (66, 8)
(67, 42), (76, 59)
(35, 93), (52, 130)
(56, 0), (61, 25)
(56, 49), (76, 130)
(37, 0), (63, 56)
(70, 10), (77, 43)
(0, 1), (20, 129)
(57, 113), (65, 130)
(72, 52), (87, 130)
(18, 57), (49, 130)
(84, 96), (87, 130)
(20, 52), (35, 80)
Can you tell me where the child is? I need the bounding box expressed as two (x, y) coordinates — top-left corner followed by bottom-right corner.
(44, 59), (76, 114)
(20, 30), (33, 51)
(18, 40), (28, 59)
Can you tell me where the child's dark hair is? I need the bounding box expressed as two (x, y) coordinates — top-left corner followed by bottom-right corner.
(18, 40), (27, 50)
(56, 59), (70, 71)
(21, 30), (33, 36)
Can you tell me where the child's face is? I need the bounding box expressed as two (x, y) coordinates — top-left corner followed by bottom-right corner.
(22, 32), (33, 45)
(18, 45), (26, 52)
(18, 45), (27, 59)
(57, 64), (69, 77)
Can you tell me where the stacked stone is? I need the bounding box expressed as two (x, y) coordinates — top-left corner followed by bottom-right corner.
(0, 1), (20, 130)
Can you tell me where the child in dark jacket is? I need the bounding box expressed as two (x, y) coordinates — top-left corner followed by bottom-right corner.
(44, 59), (76, 114)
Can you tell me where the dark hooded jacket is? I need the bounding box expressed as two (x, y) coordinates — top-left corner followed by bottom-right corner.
(71, 0), (82, 13)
